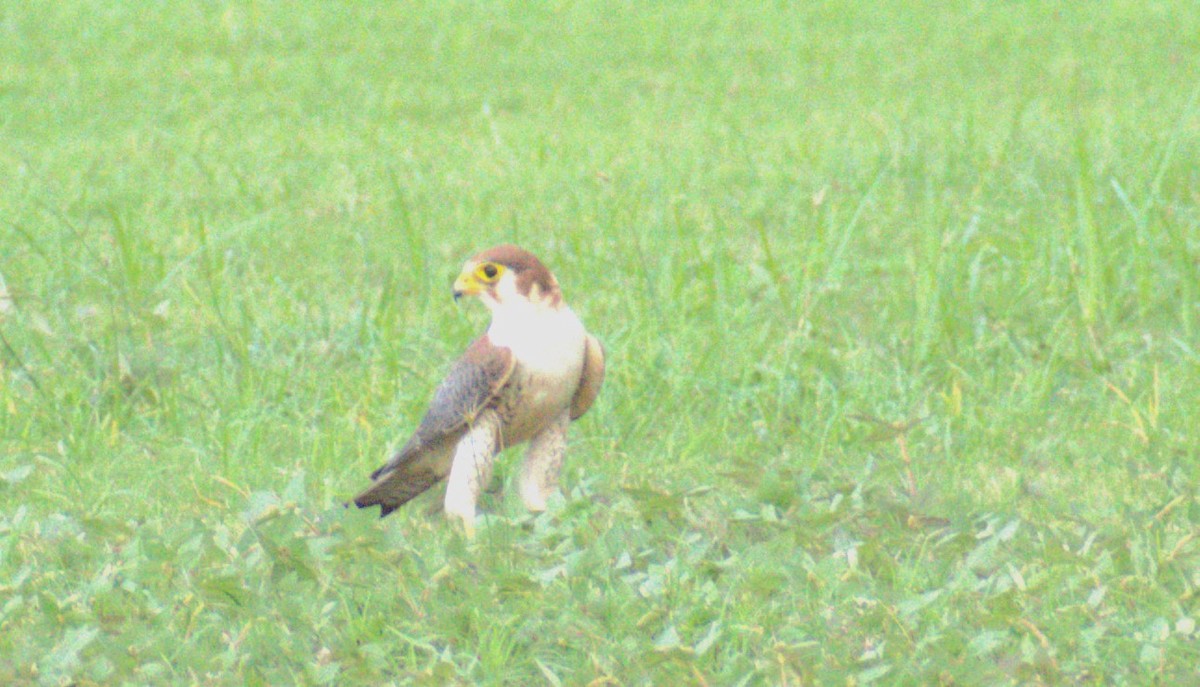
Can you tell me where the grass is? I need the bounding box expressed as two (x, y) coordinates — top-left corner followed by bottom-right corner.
(2, 0), (1199, 684)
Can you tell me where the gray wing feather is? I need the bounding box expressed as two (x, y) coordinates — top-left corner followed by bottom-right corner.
(353, 337), (514, 516)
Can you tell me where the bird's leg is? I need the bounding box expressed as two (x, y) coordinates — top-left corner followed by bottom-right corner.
(520, 410), (569, 512)
(444, 413), (499, 535)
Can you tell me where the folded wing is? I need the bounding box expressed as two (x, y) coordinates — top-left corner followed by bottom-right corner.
(569, 333), (605, 420)
(353, 337), (515, 517)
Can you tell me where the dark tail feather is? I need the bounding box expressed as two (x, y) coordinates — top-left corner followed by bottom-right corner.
(352, 464), (442, 518)
(344, 495), (398, 518)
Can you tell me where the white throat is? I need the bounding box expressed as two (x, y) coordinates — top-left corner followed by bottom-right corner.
(487, 300), (585, 369)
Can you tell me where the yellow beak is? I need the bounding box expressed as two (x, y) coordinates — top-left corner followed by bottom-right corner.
(452, 271), (483, 301)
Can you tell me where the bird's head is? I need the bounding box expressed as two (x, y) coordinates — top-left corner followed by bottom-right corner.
(452, 244), (562, 313)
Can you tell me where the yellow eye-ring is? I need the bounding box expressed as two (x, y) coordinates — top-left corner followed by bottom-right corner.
(475, 262), (504, 282)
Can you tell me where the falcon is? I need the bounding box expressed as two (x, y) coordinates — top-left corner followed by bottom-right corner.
(352, 245), (605, 533)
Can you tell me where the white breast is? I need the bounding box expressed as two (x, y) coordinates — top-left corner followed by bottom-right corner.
(487, 303), (586, 442)
(488, 304), (585, 372)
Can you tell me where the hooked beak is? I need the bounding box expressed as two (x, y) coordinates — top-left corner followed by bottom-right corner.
(452, 271), (482, 301)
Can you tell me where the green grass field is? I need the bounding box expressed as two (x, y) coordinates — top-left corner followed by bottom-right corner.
(3, 1), (1199, 684)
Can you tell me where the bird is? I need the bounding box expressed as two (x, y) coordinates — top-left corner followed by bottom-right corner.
(352, 244), (605, 533)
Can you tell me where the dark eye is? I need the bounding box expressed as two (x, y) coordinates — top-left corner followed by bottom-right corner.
(482, 264), (498, 279)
